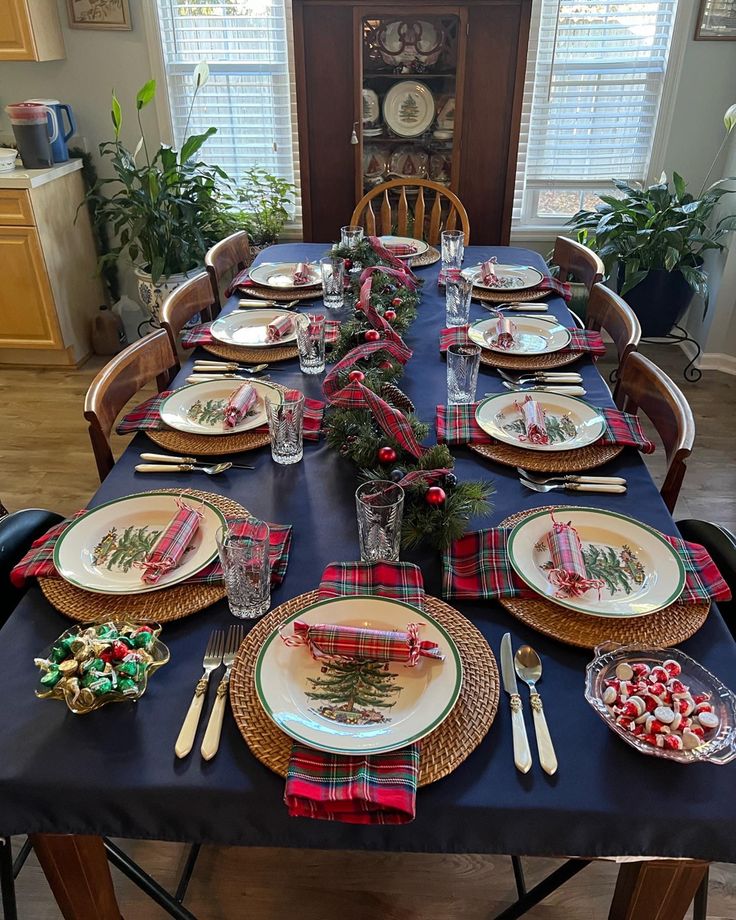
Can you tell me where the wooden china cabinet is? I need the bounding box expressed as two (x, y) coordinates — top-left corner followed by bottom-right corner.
(292, 0), (532, 243)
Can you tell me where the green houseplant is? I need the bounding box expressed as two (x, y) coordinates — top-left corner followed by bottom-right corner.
(568, 106), (736, 336)
(228, 166), (297, 249)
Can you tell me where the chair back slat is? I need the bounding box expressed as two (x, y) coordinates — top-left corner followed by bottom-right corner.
(83, 328), (176, 482)
(428, 192), (443, 245)
(585, 283), (641, 402)
(553, 236), (604, 291)
(204, 230), (250, 310)
(380, 189), (392, 236)
(365, 201), (377, 236)
(446, 209), (458, 233)
(397, 185), (409, 236)
(414, 187), (426, 239)
(160, 272), (216, 373)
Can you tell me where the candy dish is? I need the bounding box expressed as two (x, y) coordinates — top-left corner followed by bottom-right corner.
(35, 621), (169, 714)
(585, 642), (736, 764)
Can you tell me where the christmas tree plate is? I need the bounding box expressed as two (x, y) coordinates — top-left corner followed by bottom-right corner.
(383, 81), (435, 138)
(255, 596), (463, 754)
(507, 507), (686, 619)
(248, 262), (321, 289)
(210, 309), (298, 348)
(463, 263), (545, 292)
(475, 392), (606, 452)
(468, 315), (571, 355)
(378, 235), (429, 258)
(54, 491), (227, 595)
(159, 379), (282, 436)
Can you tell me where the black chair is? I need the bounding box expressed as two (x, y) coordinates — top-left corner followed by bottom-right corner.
(676, 520), (736, 635)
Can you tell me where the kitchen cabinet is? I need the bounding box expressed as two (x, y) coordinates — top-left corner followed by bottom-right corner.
(0, 0), (65, 61)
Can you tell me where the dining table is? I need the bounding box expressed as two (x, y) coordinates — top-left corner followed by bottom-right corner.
(0, 242), (734, 920)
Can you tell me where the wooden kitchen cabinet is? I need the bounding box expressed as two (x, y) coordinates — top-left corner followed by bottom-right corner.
(0, 0), (65, 61)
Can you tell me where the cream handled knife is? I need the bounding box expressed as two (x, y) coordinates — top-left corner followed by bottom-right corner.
(500, 632), (532, 774)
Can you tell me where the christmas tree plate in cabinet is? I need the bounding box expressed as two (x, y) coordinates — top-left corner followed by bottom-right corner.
(210, 309), (299, 348)
(378, 235), (430, 259)
(383, 81), (435, 138)
(475, 392), (606, 452)
(468, 315), (571, 356)
(159, 379), (282, 436)
(507, 507), (686, 619)
(54, 491), (227, 595)
(255, 596), (462, 754)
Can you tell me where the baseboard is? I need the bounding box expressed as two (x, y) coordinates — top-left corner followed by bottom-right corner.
(677, 338), (736, 376)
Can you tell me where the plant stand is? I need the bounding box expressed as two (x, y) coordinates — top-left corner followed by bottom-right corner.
(641, 324), (702, 383)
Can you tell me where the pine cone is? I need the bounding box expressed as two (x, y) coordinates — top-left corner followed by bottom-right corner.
(380, 382), (415, 414)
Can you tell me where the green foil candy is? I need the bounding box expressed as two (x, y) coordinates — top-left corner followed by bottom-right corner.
(115, 661), (138, 678)
(88, 676), (113, 695)
(133, 631), (154, 649)
(117, 678), (138, 696)
(40, 668), (62, 688)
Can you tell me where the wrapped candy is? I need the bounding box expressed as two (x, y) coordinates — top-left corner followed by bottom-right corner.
(517, 395), (549, 445)
(223, 382), (257, 429)
(293, 262), (311, 285)
(267, 314), (295, 343)
(284, 621), (445, 667)
(493, 315), (517, 350)
(480, 256), (500, 286)
(138, 498), (203, 585)
(544, 513), (604, 598)
(384, 243), (418, 256)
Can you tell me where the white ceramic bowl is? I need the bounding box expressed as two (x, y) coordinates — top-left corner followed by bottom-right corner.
(0, 149), (18, 173)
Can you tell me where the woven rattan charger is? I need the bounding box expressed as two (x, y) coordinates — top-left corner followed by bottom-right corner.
(235, 282), (320, 303)
(39, 489), (247, 623)
(469, 440), (624, 474)
(497, 506), (710, 649)
(229, 590), (499, 786)
(473, 286), (549, 304)
(478, 345), (584, 372)
(410, 246), (440, 268)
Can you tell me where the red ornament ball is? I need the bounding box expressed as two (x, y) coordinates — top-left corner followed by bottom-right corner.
(364, 329), (381, 342)
(384, 309), (397, 322)
(379, 360), (393, 370)
(343, 258), (352, 270)
(377, 446), (398, 464)
(425, 486), (447, 506)
(391, 296), (402, 307)
(348, 369), (365, 383)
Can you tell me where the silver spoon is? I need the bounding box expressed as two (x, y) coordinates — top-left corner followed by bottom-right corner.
(193, 361), (270, 373)
(499, 382), (587, 396)
(496, 368), (583, 385)
(135, 462), (233, 475)
(514, 646), (558, 775)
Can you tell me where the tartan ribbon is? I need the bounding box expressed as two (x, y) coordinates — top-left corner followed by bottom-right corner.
(10, 513), (292, 589)
(435, 402), (656, 454)
(367, 236), (419, 281)
(438, 272), (572, 303)
(283, 561), (426, 824)
(115, 389), (324, 440)
(442, 526), (732, 605)
(439, 325), (606, 357)
(180, 318), (340, 349)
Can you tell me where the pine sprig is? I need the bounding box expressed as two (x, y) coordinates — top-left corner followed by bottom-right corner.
(401, 481), (494, 551)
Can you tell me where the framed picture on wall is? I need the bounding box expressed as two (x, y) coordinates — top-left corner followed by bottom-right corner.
(67, 0), (132, 30)
(695, 0), (736, 39)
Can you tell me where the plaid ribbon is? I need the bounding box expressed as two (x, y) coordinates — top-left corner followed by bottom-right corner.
(438, 272), (572, 303)
(10, 513), (292, 589)
(367, 236), (419, 280)
(435, 403), (656, 454)
(439, 325), (605, 357)
(116, 389), (325, 440)
(181, 318), (340, 349)
(442, 527), (732, 606)
(283, 561), (427, 824)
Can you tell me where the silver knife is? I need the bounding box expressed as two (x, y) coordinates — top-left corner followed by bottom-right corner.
(500, 633), (532, 774)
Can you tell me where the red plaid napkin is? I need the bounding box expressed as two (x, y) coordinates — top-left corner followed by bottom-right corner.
(283, 561), (425, 824)
(438, 272), (572, 302)
(181, 317), (340, 349)
(11, 514), (292, 589)
(116, 390), (324, 440)
(439, 325), (605, 357)
(436, 402), (656, 454)
(442, 527), (732, 606)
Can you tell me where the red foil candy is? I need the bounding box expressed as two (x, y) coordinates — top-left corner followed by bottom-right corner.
(284, 621), (445, 667)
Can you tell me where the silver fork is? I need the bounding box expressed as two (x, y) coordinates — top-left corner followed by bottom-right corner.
(175, 630), (224, 758)
(496, 368), (583, 385)
(517, 468), (627, 486)
(201, 624), (245, 761)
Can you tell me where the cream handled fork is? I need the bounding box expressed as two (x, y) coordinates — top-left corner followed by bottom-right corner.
(175, 630), (224, 758)
(201, 624), (244, 761)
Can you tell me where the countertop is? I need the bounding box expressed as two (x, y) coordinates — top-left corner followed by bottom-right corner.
(0, 158), (83, 189)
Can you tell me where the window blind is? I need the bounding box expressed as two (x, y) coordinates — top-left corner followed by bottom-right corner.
(514, 0), (679, 226)
(154, 0), (301, 227)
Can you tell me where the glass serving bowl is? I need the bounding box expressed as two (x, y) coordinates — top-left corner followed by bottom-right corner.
(585, 641), (736, 765)
(35, 621), (170, 715)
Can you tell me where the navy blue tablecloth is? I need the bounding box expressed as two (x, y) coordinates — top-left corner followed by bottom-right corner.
(1, 244), (734, 862)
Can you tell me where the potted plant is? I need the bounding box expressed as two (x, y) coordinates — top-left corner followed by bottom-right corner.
(568, 106), (736, 337)
(228, 166), (297, 253)
(86, 64), (233, 320)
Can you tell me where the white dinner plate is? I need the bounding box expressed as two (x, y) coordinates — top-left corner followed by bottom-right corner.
(383, 81), (435, 138)
(507, 507), (686, 619)
(210, 309), (298, 348)
(255, 596), (462, 755)
(378, 235), (430, 258)
(248, 261), (321, 289)
(468, 315), (572, 355)
(159, 379), (282, 436)
(475, 392), (606, 452)
(463, 263), (545, 292)
(54, 491), (226, 595)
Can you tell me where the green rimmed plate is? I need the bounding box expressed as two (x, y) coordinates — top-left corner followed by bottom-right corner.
(468, 315), (572, 355)
(159, 379), (282, 436)
(255, 595), (463, 755)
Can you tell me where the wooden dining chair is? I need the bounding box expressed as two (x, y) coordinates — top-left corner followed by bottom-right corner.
(205, 230), (251, 310)
(617, 352), (695, 513)
(84, 329), (176, 482)
(585, 282), (641, 401)
(350, 178), (470, 246)
(160, 271), (216, 372)
(553, 236), (604, 290)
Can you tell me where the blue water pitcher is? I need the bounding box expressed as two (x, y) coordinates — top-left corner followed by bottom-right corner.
(26, 98), (77, 163)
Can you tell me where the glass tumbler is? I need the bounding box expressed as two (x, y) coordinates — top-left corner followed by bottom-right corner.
(295, 313), (326, 374)
(216, 521), (271, 619)
(355, 480), (405, 562)
(447, 343), (481, 405)
(340, 225), (364, 247)
(446, 273), (473, 327)
(320, 256), (345, 309)
(266, 391), (304, 465)
(441, 229), (465, 271)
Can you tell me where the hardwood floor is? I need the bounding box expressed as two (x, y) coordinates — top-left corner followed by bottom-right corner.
(2, 343), (735, 919)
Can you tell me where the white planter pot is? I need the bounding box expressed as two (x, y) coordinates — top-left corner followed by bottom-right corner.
(134, 266), (201, 323)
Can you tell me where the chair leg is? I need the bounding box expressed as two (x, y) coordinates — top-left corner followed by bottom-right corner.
(1, 837), (18, 920)
(493, 858), (592, 920)
(511, 855), (527, 897)
(692, 866), (709, 920)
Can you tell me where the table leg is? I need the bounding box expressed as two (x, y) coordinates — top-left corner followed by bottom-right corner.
(609, 859), (709, 920)
(30, 834), (122, 920)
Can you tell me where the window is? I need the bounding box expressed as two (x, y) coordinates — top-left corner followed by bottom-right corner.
(153, 0), (300, 226)
(513, 0), (679, 231)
